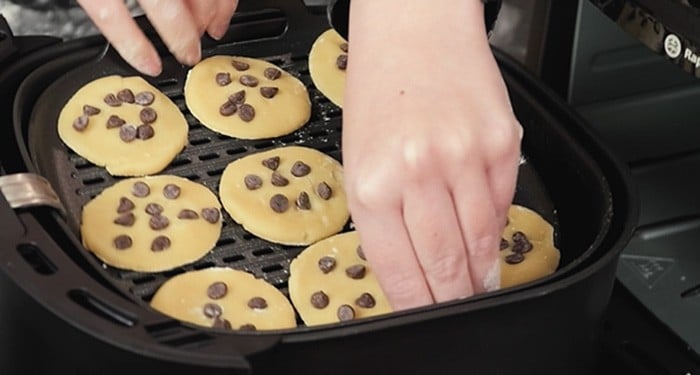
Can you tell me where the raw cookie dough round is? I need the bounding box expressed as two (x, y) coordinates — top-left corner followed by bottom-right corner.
(219, 146), (348, 245)
(309, 29), (347, 107)
(184, 56), (311, 139)
(151, 268), (297, 331)
(58, 75), (188, 176)
(289, 231), (392, 326)
(81, 175), (223, 272)
(500, 204), (560, 288)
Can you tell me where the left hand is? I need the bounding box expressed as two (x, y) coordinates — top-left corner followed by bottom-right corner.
(78, 0), (239, 76)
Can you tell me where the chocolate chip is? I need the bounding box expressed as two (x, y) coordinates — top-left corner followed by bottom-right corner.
(262, 156), (280, 170)
(336, 54), (348, 70)
(505, 253), (525, 265)
(73, 115), (89, 131)
(356, 245), (366, 260)
(260, 86), (279, 99)
(345, 264), (366, 280)
(296, 191), (311, 210)
(149, 215), (170, 230)
(201, 208), (220, 224)
(145, 202), (164, 216)
(310, 291), (329, 309)
(264, 67), (282, 80)
(117, 89), (135, 104)
(104, 93), (121, 107)
(271, 171), (289, 187)
(113, 235), (132, 250)
(270, 194), (289, 213)
(134, 91), (155, 106)
(216, 72), (232, 86)
(239, 324), (257, 331)
(117, 197), (135, 213)
(140, 107), (158, 124)
(136, 124), (155, 140)
(318, 256), (336, 274)
(244, 174), (263, 190)
(512, 231), (533, 254)
(239, 75), (259, 87)
(247, 297), (268, 310)
(119, 124), (137, 142)
(291, 161), (311, 177)
(512, 241), (533, 254)
(220, 100), (237, 116)
(106, 115), (126, 129)
(208, 282), (228, 299)
(178, 209), (199, 219)
(132, 181), (150, 198)
(231, 60), (250, 71)
(355, 293), (376, 308)
(339, 42), (349, 52)
(203, 303), (222, 318)
(212, 317), (232, 330)
(163, 184), (181, 199)
(229, 90), (246, 105)
(83, 104), (101, 116)
(238, 103), (255, 122)
(500, 238), (509, 250)
(113, 213), (135, 227)
(337, 304), (355, 321)
(151, 235), (171, 251)
(317, 182), (332, 200)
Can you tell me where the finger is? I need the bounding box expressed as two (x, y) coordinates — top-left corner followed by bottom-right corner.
(206, 0), (239, 40)
(138, 0), (201, 66)
(77, 0), (162, 76)
(349, 205), (433, 311)
(451, 169), (502, 294)
(403, 182), (474, 302)
(184, 0), (219, 35)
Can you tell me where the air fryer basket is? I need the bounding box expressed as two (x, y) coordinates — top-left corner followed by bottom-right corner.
(0, 1), (636, 374)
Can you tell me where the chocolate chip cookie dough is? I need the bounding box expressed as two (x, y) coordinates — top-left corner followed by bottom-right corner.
(308, 29), (347, 107)
(184, 56), (311, 139)
(289, 231), (392, 326)
(219, 146), (349, 245)
(150, 268), (297, 331)
(500, 204), (560, 288)
(57, 75), (188, 176)
(81, 175), (222, 272)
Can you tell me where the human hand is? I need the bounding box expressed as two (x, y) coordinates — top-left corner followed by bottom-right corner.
(342, 0), (522, 310)
(77, 0), (239, 76)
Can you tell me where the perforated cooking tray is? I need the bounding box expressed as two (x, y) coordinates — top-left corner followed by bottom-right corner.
(0, 1), (636, 374)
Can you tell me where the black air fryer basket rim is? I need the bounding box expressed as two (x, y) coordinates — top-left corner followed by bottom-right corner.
(0, 0), (636, 368)
(10, 0), (608, 318)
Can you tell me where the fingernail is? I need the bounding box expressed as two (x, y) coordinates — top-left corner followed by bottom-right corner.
(136, 57), (162, 77)
(208, 22), (229, 40)
(180, 43), (201, 67)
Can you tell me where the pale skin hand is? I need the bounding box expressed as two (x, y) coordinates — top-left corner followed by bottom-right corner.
(343, 0), (522, 310)
(77, 0), (239, 76)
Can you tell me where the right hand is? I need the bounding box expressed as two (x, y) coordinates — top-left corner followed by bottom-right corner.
(342, 0), (522, 310)
(78, 0), (239, 76)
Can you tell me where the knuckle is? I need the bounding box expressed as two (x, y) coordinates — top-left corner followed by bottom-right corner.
(422, 251), (468, 286)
